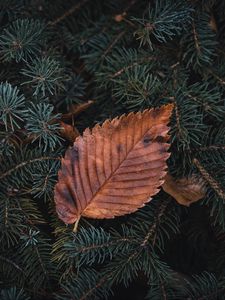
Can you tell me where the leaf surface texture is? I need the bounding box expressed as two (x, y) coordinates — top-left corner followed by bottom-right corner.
(54, 104), (173, 224)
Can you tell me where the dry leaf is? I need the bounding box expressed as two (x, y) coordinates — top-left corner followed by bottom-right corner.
(59, 121), (80, 143)
(162, 174), (206, 206)
(209, 14), (217, 32)
(54, 104), (173, 226)
(114, 13), (126, 22)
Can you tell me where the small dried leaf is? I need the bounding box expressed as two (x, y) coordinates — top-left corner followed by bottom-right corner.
(59, 121), (80, 143)
(162, 174), (206, 206)
(114, 13), (126, 22)
(54, 104), (173, 224)
(209, 14), (217, 32)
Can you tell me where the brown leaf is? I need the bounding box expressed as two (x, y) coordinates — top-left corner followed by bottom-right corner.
(162, 174), (206, 206)
(54, 104), (173, 225)
(59, 121), (80, 143)
(114, 13), (126, 22)
(209, 14), (217, 32)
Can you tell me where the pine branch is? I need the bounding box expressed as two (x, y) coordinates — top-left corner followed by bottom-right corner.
(0, 156), (60, 180)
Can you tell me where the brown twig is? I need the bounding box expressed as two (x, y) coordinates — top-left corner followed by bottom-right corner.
(192, 20), (201, 55)
(102, 30), (126, 58)
(0, 156), (60, 180)
(79, 272), (113, 300)
(193, 158), (225, 200)
(208, 69), (225, 86)
(77, 238), (134, 253)
(193, 145), (225, 152)
(173, 100), (183, 140)
(141, 200), (169, 247)
(110, 56), (156, 78)
(48, 0), (89, 26)
(0, 255), (25, 275)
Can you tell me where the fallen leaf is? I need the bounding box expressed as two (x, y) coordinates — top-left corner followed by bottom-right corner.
(54, 104), (173, 226)
(209, 14), (217, 32)
(114, 13), (126, 22)
(162, 174), (206, 206)
(59, 121), (80, 143)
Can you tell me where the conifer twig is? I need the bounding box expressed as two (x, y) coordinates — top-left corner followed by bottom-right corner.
(102, 30), (126, 58)
(79, 272), (113, 300)
(207, 69), (225, 86)
(193, 158), (225, 200)
(35, 246), (49, 280)
(141, 200), (169, 247)
(192, 20), (201, 55)
(193, 145), (225, 152)
(49, 0), (89, 26)
(0, 156), (60, 180)
(0, 255), (25, 275)
(110, 56), (156, 78)
(76, 238), (134, 253)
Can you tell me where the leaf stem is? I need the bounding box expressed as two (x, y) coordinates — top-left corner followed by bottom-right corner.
(73, 216), (81, 233)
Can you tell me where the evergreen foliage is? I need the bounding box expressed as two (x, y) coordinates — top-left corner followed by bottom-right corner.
(0, 0), (225, 299)
(0, 18), (46, 62)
